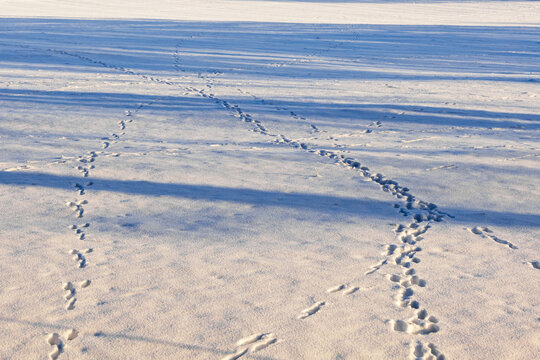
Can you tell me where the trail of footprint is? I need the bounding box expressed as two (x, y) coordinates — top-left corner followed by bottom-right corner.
(293, 283), (364, 328)
(55, 106), (139, 356)
(10, 44), (166, 360)
(467, 226), (517, 249)
(55, 129), (98, 356)
(235, 88), (318, 134)
(60, 151), (95, 318)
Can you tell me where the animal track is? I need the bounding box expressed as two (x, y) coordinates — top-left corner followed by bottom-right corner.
(529, 261), (540, 270)
(410, 341), (446, 360)
(326, 284), (345, 293)
(467, 226), (517, 249)
(62, 282), (77, 310)
(69, 223), (90, 241)
(235, 88), (318, 134)
(65, 200), (86, 218)
(183, 48), (450, 357)
(65, 329), (79, 341)
(69, 249), (86, 268)
(298, 301), (325, 319)
(326, 284), (360, 296)
(222, 333), (277, 359)
(73, 181), (92, 195)
(57, 134), (98, 356)
(342, 286), (359, 295)
(390, 312), (439, 335)
(365, 258), (388, 275)
(46, 333), (62, 360)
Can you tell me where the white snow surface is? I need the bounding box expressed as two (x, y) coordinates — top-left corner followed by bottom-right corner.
(0, 1), (539, 359)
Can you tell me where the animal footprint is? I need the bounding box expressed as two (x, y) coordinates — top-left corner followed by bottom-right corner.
(389, 319), (409, 332)
(365, 258), (388, 275)
(63, 282), (76, 310)
(389, 315), (439, 335)
(65, 200), (86, 218)
(410, 340), (445, 360)
(69, 223), (90, 240)
(385, 244), (398, 255)
(298, 301), (325, 319)
(326, 284), (345, 293)
(529, 261), (540, 270)
(410, 275), (426, 287)
(394, 287), (414, 308)
(46, 333), (62, 360)
(467, 226), (517, 249)
(77, 152), (97, 165)
(69, 249), (86, 268)
(327, 284), (359, 296)
(408, 313), (439, 335)
(65, 329), (78, 341)
(75, 165), (90, 177)
(222, 333), (277, 360)
(342, 286), (359, 295)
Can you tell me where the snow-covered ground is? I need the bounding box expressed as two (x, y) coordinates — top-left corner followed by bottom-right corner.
(0, 1), (539, 359)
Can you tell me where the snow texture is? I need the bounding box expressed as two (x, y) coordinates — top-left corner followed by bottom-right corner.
(0, 1), (539, 359)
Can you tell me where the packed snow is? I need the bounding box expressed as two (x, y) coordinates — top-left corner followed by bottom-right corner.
(0, 1), (539, 359)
